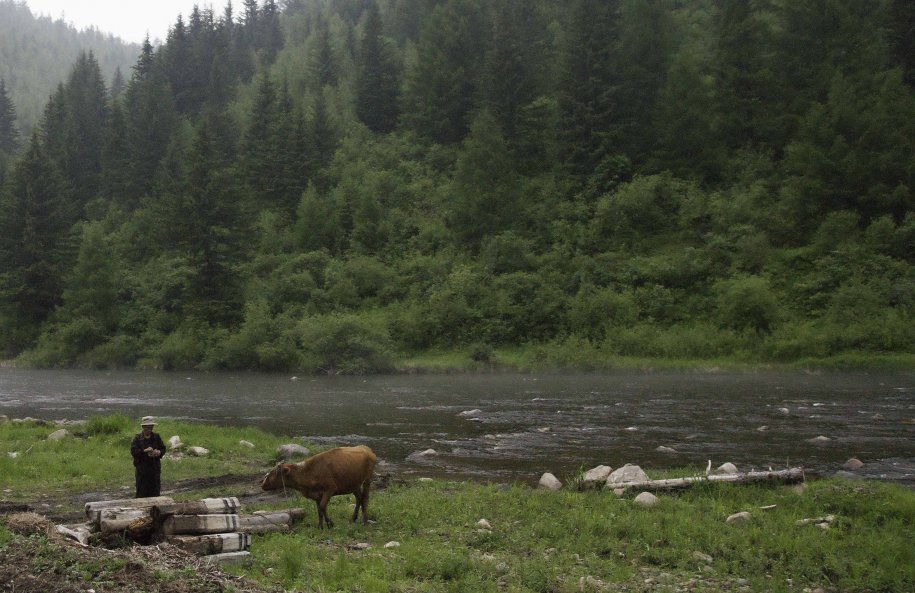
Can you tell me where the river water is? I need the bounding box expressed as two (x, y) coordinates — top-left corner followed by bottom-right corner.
(1, 369), (913, 485)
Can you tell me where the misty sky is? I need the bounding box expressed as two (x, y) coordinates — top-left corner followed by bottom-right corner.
(24, 0), (233, 44)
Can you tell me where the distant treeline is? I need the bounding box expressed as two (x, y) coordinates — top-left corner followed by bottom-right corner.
(0, 0), (912, 372)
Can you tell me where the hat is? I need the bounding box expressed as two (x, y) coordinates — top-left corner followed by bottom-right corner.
(140, 416), (156, 426)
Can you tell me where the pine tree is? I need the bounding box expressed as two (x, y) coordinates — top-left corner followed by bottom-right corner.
(110, 67), (126, 101)
(356, 0), (400, 133)
(240, 72), (280, 209)
(260, 0), (284, 63)
(0, 78), (20, 155)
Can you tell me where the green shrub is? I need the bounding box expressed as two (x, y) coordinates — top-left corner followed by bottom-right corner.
(85, 414), (132, 436)
(296, 313), (394, 374)
(716, 276), (780, 334)
(568, 286), (638, 341)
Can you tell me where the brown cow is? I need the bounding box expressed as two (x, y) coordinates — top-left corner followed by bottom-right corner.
(261, 445), (377, 529)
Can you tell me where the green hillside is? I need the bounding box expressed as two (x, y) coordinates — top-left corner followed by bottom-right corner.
(0, 0), (912, 372)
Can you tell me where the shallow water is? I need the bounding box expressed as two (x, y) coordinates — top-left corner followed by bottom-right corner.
(1, 369), (913, 484)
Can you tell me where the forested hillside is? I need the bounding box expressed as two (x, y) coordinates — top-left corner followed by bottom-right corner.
(0, 0), (139, 139)
(0, 0), (913, 372)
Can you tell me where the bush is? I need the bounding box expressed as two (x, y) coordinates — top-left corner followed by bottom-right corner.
(295, 313), (394, 374)
(568, 286), (637, 341)
(154, 323), (209, 370)
(716, 276), (780, 334)
(86, 414), (133, 436)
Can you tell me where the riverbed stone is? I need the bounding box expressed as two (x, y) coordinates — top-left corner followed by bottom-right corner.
(808, 435), (831, 443)
(842, 457), (864, 470)
(725, 511), (752, 525)
(407, 449), (438, 461)
(634, 492), (659, 507)
(277, 444), (310, 459)
(581, 465), (613, 487)
(458, 409), (482, 418)
(777, 407), (790, 415)
(714, 462), (739, 475)
(47, 429), (69, 441)
(187, 446), (210, 457)
(606, 464), (650, 486)
(656, 446), (678, 454)
(538, 472), (562, 491)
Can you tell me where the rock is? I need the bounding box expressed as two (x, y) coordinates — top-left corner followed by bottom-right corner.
(842, 457), (864, 470)
(612, 488), (626, 497)
(538, 472), (562, 491)
(624, 426), (638, 431)
(808, 435), (831, 443)
(796, 515), (835, 527)
(606, 464), (649, 486)
(276, 444), (310, 459)
(384, 541), (400, 549)
(417, 477), (433, 482)
(477, 519), (492, 529)
(47, 429), (69, 441)
(408, 449), (438, 461)
(756, 425), (769, 432)
(714, 462), (739, 475)
(777, 407), (790, 415)
(239, 440), (255, 448)
(349, 542), (371, 551)
(693, 551), (713, 564)
(633, 492), (659, 507)
(7, 452), (17, 459)
(656, 446), (678, 454)
(168, 436), (183, 450)
(726, 511), (752, 525)
(581, 465), (613, 487)
(579, 575), (606, 591)
(458, 409), (482, 418)
(187, 446), (210, 456)
(535, 427), (551, 433)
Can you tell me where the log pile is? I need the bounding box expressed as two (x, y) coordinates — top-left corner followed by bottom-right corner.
(66, 496), (305, 564)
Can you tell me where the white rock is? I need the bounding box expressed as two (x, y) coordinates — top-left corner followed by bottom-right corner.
(756, 425), (769, 432)
(725, 511), (752, 525)
(842, 457), (864, 470)
(633, 492), (659, 507)
(579, 575), (605, 591)
(714, 462), (739, 475)
(187, 446), (210, 456)
(656, 446), (678, 454)
(809, 435), (831, 443)
(7, 452), (18, 459)
(624, 426), (638, 431)
(48, 429), (69, 441)
(458, 409), (483, 418)
(350, 542), (371, 551)
(168, 435), (183, 449)
(536, 427), (551, 433)
(477, 519), (492, 529)
(538, 472), (562, 491)
(239, 440), (255, 448)
(581, 465), (613, 486)
(606, 464), (649, 486)
(418, 477), (433, 482)
(693, 551), (713, 564)
(277, 444), (310, 459)
(777, 407), (790, 415)
(384, 541), (400, 548)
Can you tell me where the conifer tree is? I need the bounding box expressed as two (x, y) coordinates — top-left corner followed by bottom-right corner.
(356, 0), (400, 134)
(0, 78), (20, 155)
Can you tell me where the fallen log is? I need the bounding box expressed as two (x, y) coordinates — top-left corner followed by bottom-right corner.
(608, 467), (805, 492)
(204, 551), (252, 566)
(162, 514), (240, 535)
(85, 497), (174, 522)
(151, 497), (241, 520)
(167, 532), (251, 555)
(99, 509), (151, 534)
(238, 511), (303, 534)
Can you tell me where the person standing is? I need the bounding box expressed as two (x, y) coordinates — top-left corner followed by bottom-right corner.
(131, 416), (166, 498)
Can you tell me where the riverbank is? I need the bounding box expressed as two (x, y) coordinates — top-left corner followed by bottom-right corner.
(2, 417), (914, 593)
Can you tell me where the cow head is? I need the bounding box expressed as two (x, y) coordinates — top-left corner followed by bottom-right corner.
(261, 462), (291, 491)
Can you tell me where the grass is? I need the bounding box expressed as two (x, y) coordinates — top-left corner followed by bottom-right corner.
(2, 416), (914, 593)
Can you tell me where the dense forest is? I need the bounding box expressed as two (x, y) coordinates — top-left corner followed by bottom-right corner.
(0, 0), (913, 373)
(0, 0), (139, 138)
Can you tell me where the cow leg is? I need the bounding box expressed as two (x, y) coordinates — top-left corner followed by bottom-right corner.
(319, 492), (333, 529)
(360, 479), (371, 525)
(351, 486), (362, 523)
(313, 499), (324, 529)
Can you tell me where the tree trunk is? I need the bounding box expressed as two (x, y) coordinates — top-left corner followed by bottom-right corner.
(167, 532), (250, 555)
(151, 497), (240, 519)
(85, 497), (174, 522)
(609, 467), (805, 492)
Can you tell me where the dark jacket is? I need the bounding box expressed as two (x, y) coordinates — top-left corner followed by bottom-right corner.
(131, 431), (166, 470)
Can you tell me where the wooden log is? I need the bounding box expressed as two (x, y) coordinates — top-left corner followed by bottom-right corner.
(238, 512), (299, 534)
(161, 514), (240, 535)
(99, 509), (152, 534)
(85, 497), (174, 522)
(56, 522), (93, 546)
(152, 497), (241, 519)
(167, 532), (251, 555)
(608, 467), (805, 492)
(204, 551), (252, 566)
(254, 508), (307, 523)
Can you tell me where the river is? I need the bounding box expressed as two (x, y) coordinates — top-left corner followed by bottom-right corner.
(1, 369), (913, 485)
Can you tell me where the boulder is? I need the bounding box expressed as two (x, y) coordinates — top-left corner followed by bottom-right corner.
(458, 409), (483, 418)
(606, 464), (649, 486)
(187, 446), (210, 457)
(656, 446), (678, 454)
(725, 511), (752, 525)
(47, 429), (69, 441)
(842, 457), (864, 471)
(384, 541), (401, 549)
(168, 436), (184, 450)
(714, 462), (739, 475)
(581, 465), (613, 487)
(538, 472), (562, 491)
(407, 449), (438, 461)
(633, 492), (659, 507)
(276, 444), (310, 459)
(239, 440), (255, 449)
(477, 519), (492, 529)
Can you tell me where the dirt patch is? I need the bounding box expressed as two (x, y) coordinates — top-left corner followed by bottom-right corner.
(0, 518), (278, 593)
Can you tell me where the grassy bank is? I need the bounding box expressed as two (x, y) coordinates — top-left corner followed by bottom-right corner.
(2, 417), (914, 593)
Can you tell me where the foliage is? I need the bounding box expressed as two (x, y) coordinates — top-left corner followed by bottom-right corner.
(0, 0), (912, 370)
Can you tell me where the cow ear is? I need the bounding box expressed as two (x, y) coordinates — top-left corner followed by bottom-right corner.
(282, 464), (291, 475)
